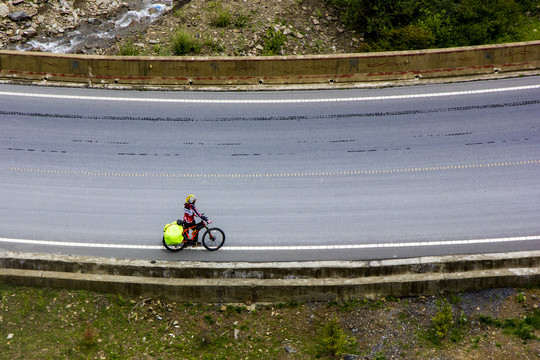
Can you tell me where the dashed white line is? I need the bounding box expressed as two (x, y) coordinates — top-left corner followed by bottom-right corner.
(1, 160), (538, 179)
(0, 235), (538, 251)
(0, 84), (539, 104)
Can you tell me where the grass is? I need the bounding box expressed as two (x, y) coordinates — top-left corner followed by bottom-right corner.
(0, 284), (539, 359)
(0, 285), (331, 359)
(203, 35), (225, 53)
(478, 310), (540, 341)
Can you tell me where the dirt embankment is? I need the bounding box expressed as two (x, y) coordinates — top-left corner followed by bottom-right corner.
(1, 0), (362, 56)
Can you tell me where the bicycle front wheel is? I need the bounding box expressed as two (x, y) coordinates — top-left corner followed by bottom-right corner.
(202, 228), (225, 251)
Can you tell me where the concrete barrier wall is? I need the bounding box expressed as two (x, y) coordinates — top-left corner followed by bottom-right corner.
(1, 41), (539, 86)
(2, 251), (539, 303)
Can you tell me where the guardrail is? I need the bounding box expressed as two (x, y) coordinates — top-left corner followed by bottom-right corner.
(1, 41), (539, 86)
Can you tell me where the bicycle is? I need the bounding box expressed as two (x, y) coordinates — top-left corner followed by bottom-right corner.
(162, 220), (225, 252)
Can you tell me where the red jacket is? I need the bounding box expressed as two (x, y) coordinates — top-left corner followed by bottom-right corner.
(183, 203), (205, 223)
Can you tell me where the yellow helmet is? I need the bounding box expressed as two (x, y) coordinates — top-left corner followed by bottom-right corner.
(185, 194), (196, 204)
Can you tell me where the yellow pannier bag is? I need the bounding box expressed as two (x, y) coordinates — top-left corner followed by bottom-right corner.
(163, 222), (184, 245)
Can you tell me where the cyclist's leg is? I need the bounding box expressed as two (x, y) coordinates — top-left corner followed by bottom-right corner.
(193, 222), (205, 243)
(184, 222), (196, 243)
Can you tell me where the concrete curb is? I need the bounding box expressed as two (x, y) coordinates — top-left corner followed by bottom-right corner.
(1, 251), (539, 303)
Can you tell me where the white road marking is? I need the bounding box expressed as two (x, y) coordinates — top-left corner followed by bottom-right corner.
(0, 84), (539, 104)
(1, 160), (539, 179)
(0, 235), (538, 251)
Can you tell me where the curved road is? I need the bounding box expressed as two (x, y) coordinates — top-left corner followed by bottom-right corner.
(0, 77), (539, 262)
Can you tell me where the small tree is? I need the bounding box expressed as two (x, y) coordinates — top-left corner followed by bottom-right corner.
(318, 317), (348, 357)
(432, 298), (453, 341)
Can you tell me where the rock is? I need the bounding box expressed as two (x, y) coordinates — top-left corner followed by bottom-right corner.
(82, 35), (109, 51)
(23, 27), (37, 37)
(9, 35), (23, 42)
(8, 11), (32, 22)
(284, 346), (296, 354)
(312, 18), (319, 25)
(0, 3), (9, 18)
(234, 329), (240, 340)
(13, 0), (25, 5)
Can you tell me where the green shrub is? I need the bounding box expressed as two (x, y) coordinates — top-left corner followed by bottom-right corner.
(324, 0), (539, 50)
(118, 39), (140, 56)
(171, 29), (200, 55)
(234, 14), (250, 28)
(153, 44), (169, 56)
(386, 25), (435, 50)
(263, 27), (286, 56)
(431, 298), (453, 341)
(210, 3), (232, 27)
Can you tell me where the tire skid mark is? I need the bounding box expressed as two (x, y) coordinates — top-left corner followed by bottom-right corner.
(465, 138), (530, 146)
(7, 147), (67, 153)
(1, 100), (538, 123)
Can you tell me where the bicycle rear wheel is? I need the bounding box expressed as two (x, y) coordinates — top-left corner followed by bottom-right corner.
(162, 236), (187, 252)
(202, 228), (225, 251)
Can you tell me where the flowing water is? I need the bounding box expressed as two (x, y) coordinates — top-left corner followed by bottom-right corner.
(16, 0), (173, 53)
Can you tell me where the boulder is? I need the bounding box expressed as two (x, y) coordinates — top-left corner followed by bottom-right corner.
(8, 11), (32, 22)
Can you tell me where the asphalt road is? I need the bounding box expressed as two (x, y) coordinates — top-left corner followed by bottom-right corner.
(0, 77), (539, 262)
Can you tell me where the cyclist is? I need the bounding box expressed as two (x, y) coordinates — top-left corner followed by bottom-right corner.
(181, 194), (210, 246)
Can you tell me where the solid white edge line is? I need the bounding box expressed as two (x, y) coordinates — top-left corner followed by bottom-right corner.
(0, 235), (538, 251)
(0, 84), (539, 104)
